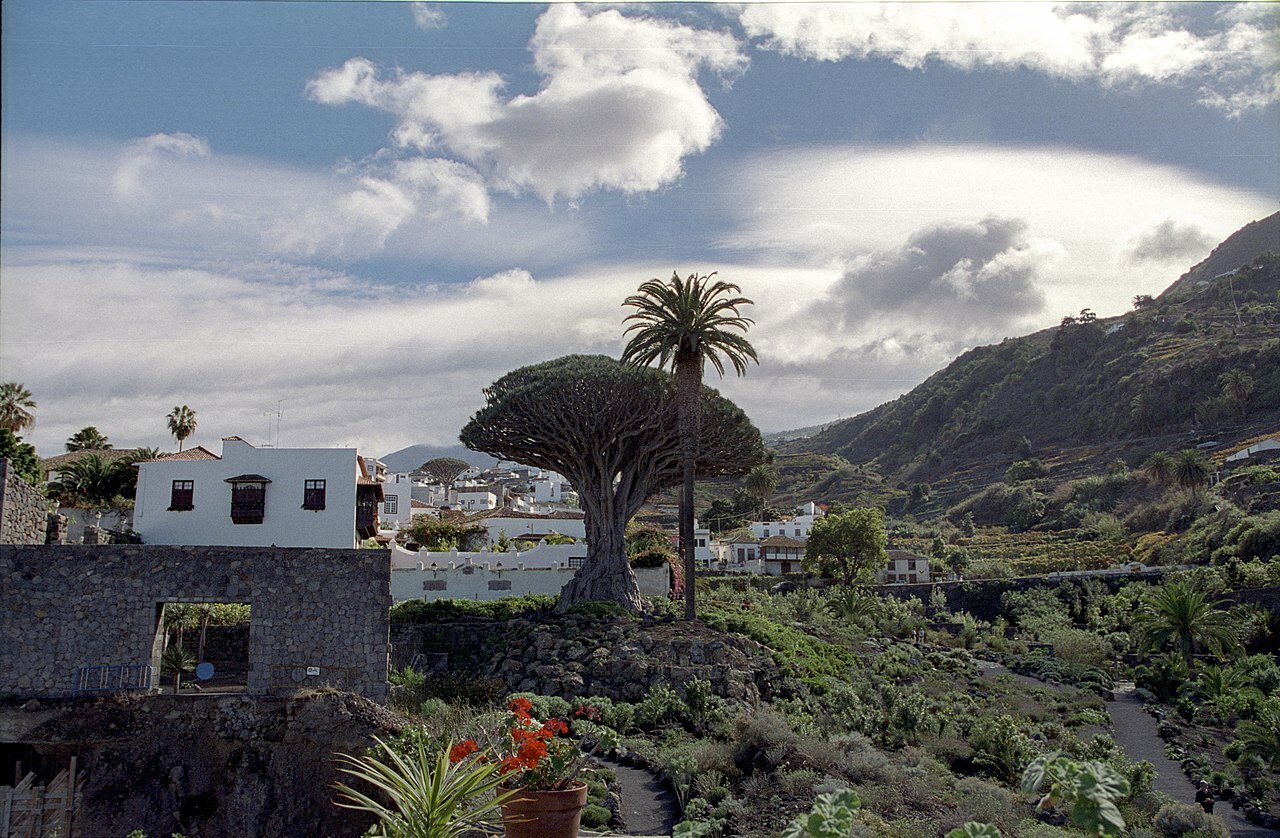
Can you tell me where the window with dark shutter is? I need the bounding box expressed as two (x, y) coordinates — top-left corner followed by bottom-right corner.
(169, 480), (194, 511)
(230, 484), (266, 524)
(302, 479), (326, 511)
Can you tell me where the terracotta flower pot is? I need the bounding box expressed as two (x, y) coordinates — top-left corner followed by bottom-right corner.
(500, 780), (588, 838)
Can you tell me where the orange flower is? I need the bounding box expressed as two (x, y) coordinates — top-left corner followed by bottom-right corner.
(449, 739), (479, 764)
(509, 697), (534, 720)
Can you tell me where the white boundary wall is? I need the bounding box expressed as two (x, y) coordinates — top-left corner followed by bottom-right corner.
(391, 563), (669, 602)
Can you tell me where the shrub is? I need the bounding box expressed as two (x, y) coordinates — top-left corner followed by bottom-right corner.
(1006, 459), (1049, 483)
(505, 692), (570, 721)
(573, 695), (635, 733)
(1150, 802), (1228, 837)
(581, 803), (612, 829)
(635, 684), (689, 730)
(389, 595), (556, 623)
(950, 484), (1045, 531)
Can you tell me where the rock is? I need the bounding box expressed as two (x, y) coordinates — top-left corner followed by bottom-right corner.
(21, 699), (41, 711)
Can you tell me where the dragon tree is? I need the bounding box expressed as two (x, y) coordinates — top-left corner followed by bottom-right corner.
(460, 355), (764, 611)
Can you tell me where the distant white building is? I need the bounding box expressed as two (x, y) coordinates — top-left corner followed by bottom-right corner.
(720, 531), (761, 573)
(133, 437), (382, 548)
(750, 502), (823, 541)
(1225, 438), (1280, 463)
(692, 520), (714, 568)
(455, 487), (500, 513)
(759, 535), (805, 576)
(878, 549), (930, 584)
(470, 510), (586, 543)
(379, 473), (414, 530)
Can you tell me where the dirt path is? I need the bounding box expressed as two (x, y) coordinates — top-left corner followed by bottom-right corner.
(604, 758), (677, 836)
(1107, 683), (1274, 837)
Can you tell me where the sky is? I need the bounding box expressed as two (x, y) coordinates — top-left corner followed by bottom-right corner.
(2, 1), (1277, 460)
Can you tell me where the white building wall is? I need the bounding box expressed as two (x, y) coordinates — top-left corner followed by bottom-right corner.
(391, 564), (669, 603)
(389, 542), (585, 570)
(478, 515), (586, 543)
(134, 438), (360, 548)
(455, 490), (498, 512)
(379, 473), (414, 529)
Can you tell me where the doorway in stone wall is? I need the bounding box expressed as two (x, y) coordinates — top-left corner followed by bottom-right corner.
(156, 602), (251, 694)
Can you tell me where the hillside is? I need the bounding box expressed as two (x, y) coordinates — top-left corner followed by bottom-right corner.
(786, 214), (1280, 497)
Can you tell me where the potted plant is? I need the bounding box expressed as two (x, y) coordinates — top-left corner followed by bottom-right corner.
(451, 697), (616, 838)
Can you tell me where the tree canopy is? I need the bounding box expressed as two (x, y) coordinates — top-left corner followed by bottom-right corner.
(460, 354), (764, 610)
(167, 405), (198, 452)
(418, 456), (471, 485)
(803, 507), (888, 586)
(65, 426), (111, 452)
(0, 429), (43, 487)
(0, 382), (36, 434)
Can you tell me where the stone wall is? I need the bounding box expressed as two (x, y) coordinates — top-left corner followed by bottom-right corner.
(0, 458), (48, 545)
(0, 545), (390, 702)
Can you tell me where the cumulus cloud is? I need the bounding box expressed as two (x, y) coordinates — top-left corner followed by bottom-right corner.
(1122, 219), (1219, 264)
(814, 216), (1054, 334)
(411, 3), (446, 31)
(736, 2), (1280, 116)
(307, 5), (747, 202)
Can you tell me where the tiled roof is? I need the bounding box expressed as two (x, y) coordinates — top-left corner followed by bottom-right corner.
(759, 535), (806, 548)
(887, 549), (928, 561)
(410, 499), (432, 508)
(139, 446), (220, 463)
(42, 448), (144, 469)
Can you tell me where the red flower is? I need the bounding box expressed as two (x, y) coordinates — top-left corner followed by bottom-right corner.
(498, 755), (523, 775)
(517, 738), (548, 765)
(449, 739), (479, 764)
(575, 705), (603, 722)
(509, 697), (534, 721)
(545, 718), (569, 735)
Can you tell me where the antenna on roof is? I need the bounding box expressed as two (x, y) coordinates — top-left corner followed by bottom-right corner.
(275, 399), (286, 448)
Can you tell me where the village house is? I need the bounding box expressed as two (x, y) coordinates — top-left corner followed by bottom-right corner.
(133, 436), (382, 548)
(750, 502), (823, 541)
(878, 549), (931, 584)
(469, 509), (586, 543)
(759, 535), (806, 576)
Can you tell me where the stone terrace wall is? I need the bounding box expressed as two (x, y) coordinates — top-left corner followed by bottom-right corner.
(0, 545), (390, 702)
(0, 458), (47, 545)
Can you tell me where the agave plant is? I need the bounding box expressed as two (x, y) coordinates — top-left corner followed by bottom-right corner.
(334, 737), (514, 838)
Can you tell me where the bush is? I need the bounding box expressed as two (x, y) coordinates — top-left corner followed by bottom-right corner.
(1151, 802), (1228, 837)
(581, 803), (612, 829)
(1006, 459), (1049, 483)
(389, 595), (556, 623)
(505, 692), (571, 720)
(950, 484), (1045, 531)
(572, 695), (636, 733)
(635, 684), (689, 730)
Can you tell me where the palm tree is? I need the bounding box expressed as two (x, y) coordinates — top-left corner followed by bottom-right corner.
(744, 462), (779, 515)
(1172, 449), (1211, 495)
(1219, 368), (1254, 418)
(50, 453), (134, 508)
(1142, 451), (1175, 487)
(65, 426), (111, 452)
(167, 405), (198, 452)
(1134, 579), (1239, 670)
(0, 382), (36, 434)
(622, 272), (758, 620)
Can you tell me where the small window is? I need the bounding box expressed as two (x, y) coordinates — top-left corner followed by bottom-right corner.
(568, 556), (585, 568)
(383, 495), (398, 515)
(762, 529), (770, 537)
(907, 559), (917, 570)
(886, 561), (895, 571)
(302, 479), (326, 511)
(488, 580), (513, 591)
(423, 579), (447, 591)
(795, 528), (801, 537)
(169, 480), (194, 511)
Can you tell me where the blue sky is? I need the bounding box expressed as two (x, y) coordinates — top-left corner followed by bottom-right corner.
(2, 1), (1277, 459)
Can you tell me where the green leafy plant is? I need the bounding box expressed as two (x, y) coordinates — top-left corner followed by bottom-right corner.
(781, 788), (861, 838)
(1020, 752), (1129, 837)
(946, 824), (1003, 838)
(333, 737), (514, 838)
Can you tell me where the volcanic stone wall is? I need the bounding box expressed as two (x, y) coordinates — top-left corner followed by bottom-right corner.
(0, 458), (47, 545)
(0, 545), (390, 702)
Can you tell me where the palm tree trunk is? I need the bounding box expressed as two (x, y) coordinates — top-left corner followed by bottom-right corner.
(675, 351), (701, 621)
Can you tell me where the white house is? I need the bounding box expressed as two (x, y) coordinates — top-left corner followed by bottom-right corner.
(692, 520), (714, 568)
(759, 535), (806, 576)
(455, 487), (500, 512)
(530, 472), (570, 504)
(133, 437), (381, 548)
(379, 473), (414, 530)
(750, 502), (823, 541)
(720, 531), (761, 573)
(878, 549), (930, 584)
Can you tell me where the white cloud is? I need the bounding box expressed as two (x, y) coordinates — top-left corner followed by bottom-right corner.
(411, 3), (446, 31)
(737, 2), (1280, 116)
(307, 5), (747, 203)
(112, 132), (211, 201)
(3, 134), (582, 266)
